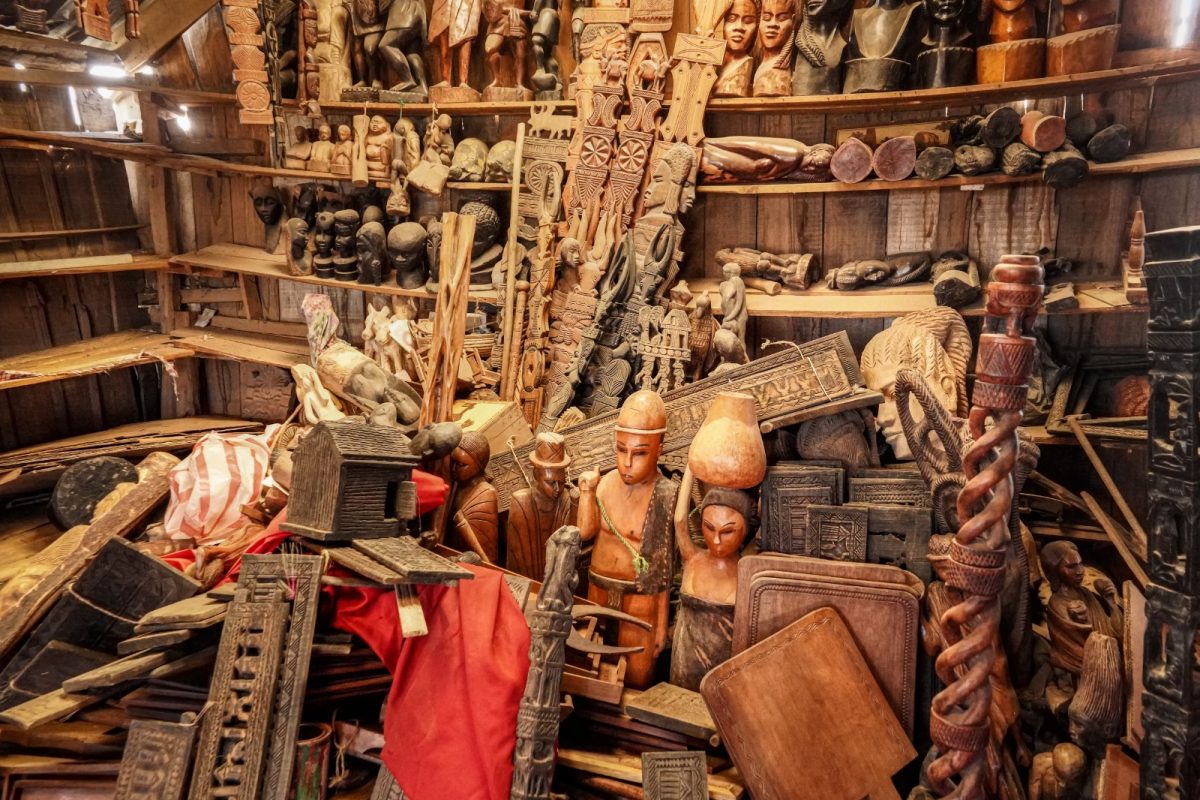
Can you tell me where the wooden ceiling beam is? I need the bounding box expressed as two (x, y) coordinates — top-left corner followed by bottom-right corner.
(116, 0), (220, 73)
(0, 28), (120, 71)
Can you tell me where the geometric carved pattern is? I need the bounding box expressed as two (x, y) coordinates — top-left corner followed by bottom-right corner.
(848, 476), (931, 508)
(758, 464), (841, 555)
(113, 719), (195, 800)
(642, 751), (708, 800)
(804, 505), (868, 562)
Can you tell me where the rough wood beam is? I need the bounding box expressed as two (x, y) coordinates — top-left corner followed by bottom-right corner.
(116, 0), (221, 73)
(0, 29), (120, 71)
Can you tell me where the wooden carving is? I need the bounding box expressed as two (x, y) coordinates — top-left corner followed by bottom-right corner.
(371, 765), (408, 799)
(76, 0), (113, 41)
(1140, 225), (1200, 800)
(190, 598), (289, 800)
(113, 719), (195, 800)
(804, 504), (868, 562)
(1124, 205), (1148, 304)
(222, 0), (274, 125)
(863, 503), (933, 583)
(352, 536), (475, 584)
(848, 474), (930, 507)
(927, 254), (1043, 799)
(510, 525), (581, 800)
(758, 464), (841, 555)
(659, 34), (725, 148)
(641, 751), (709, 800)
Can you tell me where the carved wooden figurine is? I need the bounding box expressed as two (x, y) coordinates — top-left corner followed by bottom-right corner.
(356, 221), (387, 285)
(428, 0), (483, 102)
(792, 0), (853, 95)
(250, 183), (286, 254)
(364, 115), (394, 183)
(1045, 0), (1119, 75)
(714, 0), (759, 97)
(333, 208), (361, 280)
(976, 0), (1045, 82)
(287, 218), (314, 276)
(388, 222), (429, 289)
(448, 431), (500, 562)
(1123, 205), (1147, 304)
(378, 0), (431, 100)
(1028, 743), (1087, 800)
(481, 0), (534, 101)
(844, 0), (923, 93)
(507, 433), (578, 580)
(718, 262), (747, 348)
(752, 0), (797, 96)
(577, 391), (679, 689)
(826, 251), (931, 290)
(407, 114), (455, 195)
(915, 0), (974, 88)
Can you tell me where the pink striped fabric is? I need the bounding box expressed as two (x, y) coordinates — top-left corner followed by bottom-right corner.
(164, 426), (278, 545)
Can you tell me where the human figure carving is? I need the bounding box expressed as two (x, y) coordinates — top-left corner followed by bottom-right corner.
(714, 0), (759, 97)
(792, 0), (852, 94)
(449, 431), (500, 562)
(752, 0), (797, 96)
(507, 433), (578, 579)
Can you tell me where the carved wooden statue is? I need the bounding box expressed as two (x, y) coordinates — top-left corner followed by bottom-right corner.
(287, 218), (314, 276)
(429, 0), (483, 102)
(826, 251), (932, 290)
(714, 0), (759, 97)
(577, 390), (679, 689)
(915, 0), (974, 88)
(510, 526), (580, 800)
(792, 0), (853, 95)
(844, 0), (924, 93)
(718, 262), (747, 347)
(700, 136), (825, 184)
(977, 0), (1045, 82)
(752, 0), (797, 96)
(364, 115), (394, 182)
(1028, 743), (1087, 800)
(530, 0), (563, 99)
(449, 431), (500, 562)
(481, 0), (534, 101)
(507, 433), (578, 580)
(378, 0), (431, 100)
(388, 221), (429, 289)
(331, 125), (354, 176)
(926, 254), (1043, 799)
(250, 183), (286, 254)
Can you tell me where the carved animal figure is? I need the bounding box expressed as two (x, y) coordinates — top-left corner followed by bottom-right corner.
(529, 103), (575, 140)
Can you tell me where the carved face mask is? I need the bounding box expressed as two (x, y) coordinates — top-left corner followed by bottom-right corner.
(701, 504), (748, 559)
(534, 466), (566, 501)
(252, 191), (283, 225)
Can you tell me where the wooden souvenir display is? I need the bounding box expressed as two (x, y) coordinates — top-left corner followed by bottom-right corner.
(844, 0), (924, 93)
(752, 0), (797, 96)
(113, 719), (196, 800)
(926, 254), (1043, 797)
(1045, 0), (1120, 76)
(792, 0), (852, 95)
(642, 751), (709, 800)
(732, 553), (923, 734)
(703, 608), (916, 799)
(510, 526), (581, 800)
(76, 0), (113, 41)
(190, 598), (289, 800)
(281, 421), (420, 542)
(221, 0), (274, 124)
(914, 0), (974, 89)
(1139, 226), (1200, 798)
(448, 431), (500, 562)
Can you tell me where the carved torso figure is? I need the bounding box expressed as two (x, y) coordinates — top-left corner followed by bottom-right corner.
(507, 433), (579, 579)
(915, 0), (975, 88)
(714, 0), (759, 97)
(364, 115), (393, 181)
(718, 263), (747, 344)
(1039, 541), (1123, 677)
(332, 124), (354, 175)
(449, 432), (500, 562)
(752, 0), (797, 96)
(792, 0), (852, 95)
(428, 0), (482, 88)
(310, 124), (336, 172)
(844, 0), (924, 92)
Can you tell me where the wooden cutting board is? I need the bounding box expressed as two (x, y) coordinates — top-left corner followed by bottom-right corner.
(701, 607), (915, 800)
(733, 553), (923, 734)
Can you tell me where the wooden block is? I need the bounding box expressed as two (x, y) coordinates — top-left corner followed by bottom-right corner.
(1021, 111), (1067, 153)
(1096, 743), (1139, 799)
(61, 650), (170, 693)
(981, 106), (1022, 149)
(556, 749), (745, 800)
(1042, 143), (1090, 189)
(804, 504), (868, 562)
(134, 594), (227, 633)
(113, 719), (196, 800)
(1088, 124), (1132, 163)
(452, 400), (534, 454)
(0, 687), (116, 730)
(1123, 581), (1145, 750)
(701, 608), (915, 800)
(847, 476), (930, 507)
(830, 138), (874, 184)
(395, 585), (428, 638)
(624, 683), (718, 742)
(351, 537), (475, 584)
(642, 751), (708, 800)
(913, 147), (954, 181)
(117, 629), (195, 656)
(1045, 282), (1079, 311)
(325, 547), (406, 585)
(10, 641), (110, 699)
(871, 137), (916, 182)
(862, 504), (933, 584)
(1045, 25), (1120, 76)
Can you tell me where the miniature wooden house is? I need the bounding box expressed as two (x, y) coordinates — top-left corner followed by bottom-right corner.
(281, 421), (420, 542)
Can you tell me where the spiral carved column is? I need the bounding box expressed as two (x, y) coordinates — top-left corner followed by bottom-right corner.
(929, 254), (1043, 799)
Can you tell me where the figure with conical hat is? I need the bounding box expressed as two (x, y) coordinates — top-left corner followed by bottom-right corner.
(507, 432), (577, 579)
(578, 390), (679, 689)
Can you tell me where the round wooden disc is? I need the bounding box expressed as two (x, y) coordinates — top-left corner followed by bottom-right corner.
(50, 456), (138, 529)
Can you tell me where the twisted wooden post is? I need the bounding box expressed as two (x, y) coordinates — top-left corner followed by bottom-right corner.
(929, 254), (1043, 799)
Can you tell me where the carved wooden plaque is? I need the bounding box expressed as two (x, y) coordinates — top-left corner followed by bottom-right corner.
(370, 765), (408, 799)
(189, 599), (289, 800)
(326, 546), (406, 584)
(113, 719), (195, 800)
(862, 504), (933, 584)
(238, 555), (323, 800)
(624, 683), (718, 741)
(351, 537), (475, 584)
(758, 465), (842, 555)
(239, 364), (294, 423)
(804, 505), (868, 562)
(489, 332), (862, 510)
(848, 476), (931, 508)
(642, 751), (708, 800)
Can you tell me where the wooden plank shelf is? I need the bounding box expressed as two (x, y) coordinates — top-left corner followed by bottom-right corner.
(0, 66), (238, 106)
(0, 224), (147, 243)
(688, 279), (1146, 319)
(167, 327), (310, 370)
(0, 330), (193, 391)
(0, 254), (169, 280)
(697, 147), (1200, 196)
(170, 243), (499, 304)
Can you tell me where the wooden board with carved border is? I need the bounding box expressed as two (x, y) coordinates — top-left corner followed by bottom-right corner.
(758, 464), (842, 555)
(642, 751), (709, 800)
(351, 537), (474, 584)
(113, 719), (195, 800)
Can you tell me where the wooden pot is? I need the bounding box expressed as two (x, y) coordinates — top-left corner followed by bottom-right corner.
(688, 391), (766, 489)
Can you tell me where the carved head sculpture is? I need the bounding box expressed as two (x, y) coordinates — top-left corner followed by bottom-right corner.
(333, 208), (360, 256)
(759, 0), (797, 52)
(559, 237), (583, 271)
(614, 389), (668, 485)
(643, 144), (697, 217)
(292, 124), (310, 146)
(250, 183), (285, 225)
(293, 183), (319, 222)
(450, 430), (491, 482)
(724, 0), (760, 56)
(592, 26), (630, 71)
(318, 123), (332, 142)
(336, 124), (352, 146)
(356, 221), (386, 271)
(924, 0), (966, 24)
(368, 114), (389, 136)
(425, 217), (443, 271)
(1040, 540), (1086, 592)
(1047, 743), (1088, 794)
(459, 201), (502, 258)
(361, 205), (386, 226)
(287, 217), (310, 255)
(699, 488), (753, 558)
(722, 261), (741, 281)
(314, 211), (336, 255)
(795, 410), (873, 468)
(386, 185), (411, 221)
(387, 222), (428, 286)
(529, 431), (571, 500)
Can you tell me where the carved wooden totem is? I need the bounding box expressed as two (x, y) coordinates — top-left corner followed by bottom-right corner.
(222, 0), (274, 124)
(510, 525), (581, 800)
(1140, 225), (1200, 800)
(928, 253), (1043, 799)
(76, 0), (112, 40)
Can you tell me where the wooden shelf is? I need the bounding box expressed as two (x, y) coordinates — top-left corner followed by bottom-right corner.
(0, 254), (168, 280)
(688, 279), (1145, 319)
(698, 147), (1200, 196)
(447, 182), (509, 192)
(170, 243), (499, 304)
(0, 330), (193, 391)
(167, 327), (310, 370)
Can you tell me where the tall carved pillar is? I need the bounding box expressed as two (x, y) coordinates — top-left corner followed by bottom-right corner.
(1141, 225), (1200, 800)
(928, 254), (1043, 799)
(510, 525), (581, 800)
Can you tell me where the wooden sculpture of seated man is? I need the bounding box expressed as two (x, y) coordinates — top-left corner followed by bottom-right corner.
(578, 390), (679, 689)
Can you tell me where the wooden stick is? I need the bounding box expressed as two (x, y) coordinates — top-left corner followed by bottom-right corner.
(394, 585), (428, 637)
(506, 283), (529, 403)
(1067, 415), (1149, 557)
(499, 124), (526, 400)
(1081, 491), (1150, 587)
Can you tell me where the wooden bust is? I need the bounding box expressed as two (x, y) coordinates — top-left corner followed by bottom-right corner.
(507, 433), (578, 579)
(448, 431), (500, 562)
(714, 0), (760, 97)
(914, 0), (974, 88)
(671, 485), (752, 690)
(1039, 540), (1122, 686)
(577, 390), (679, 689)
(792, 0), (853, 95)
(844, 0), (924, 92)
(309, 123), (336, 172)
(250, 183), (286, 254)
(752, 0), (797, 96)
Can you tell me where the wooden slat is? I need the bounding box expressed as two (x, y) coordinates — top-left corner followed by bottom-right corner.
(0, 68), (235, 106)
(0, 330), (193, 391)
(168, 326), (309, 369)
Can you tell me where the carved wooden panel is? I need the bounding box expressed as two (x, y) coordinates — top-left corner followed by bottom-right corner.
(758, 464), (842, 555)
(189, 599), (289, 800)
(238, 555), (323, 800)
(624, 683), (718, 742)
(641, 751), (708, 800)
(351, 537), (474, 584)
(489, 332), (862, 510)
(370, 765), (408, 800)
(239, 364), (294, 423)
(848, 476), (932, 508)
(113, 719), (195, 800)
(804, 505), (868, 562)
(862, 504), (933, 584)
(221, 0), (273, 125)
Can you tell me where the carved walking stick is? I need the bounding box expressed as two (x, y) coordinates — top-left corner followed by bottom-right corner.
(929, 254), (1043, 799)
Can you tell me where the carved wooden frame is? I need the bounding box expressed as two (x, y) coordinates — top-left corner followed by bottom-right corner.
(758, 464), (842, 555)
(641, 751), (709, 800)
(113, 719), (196, 800)
(804, 504), (869, 562)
